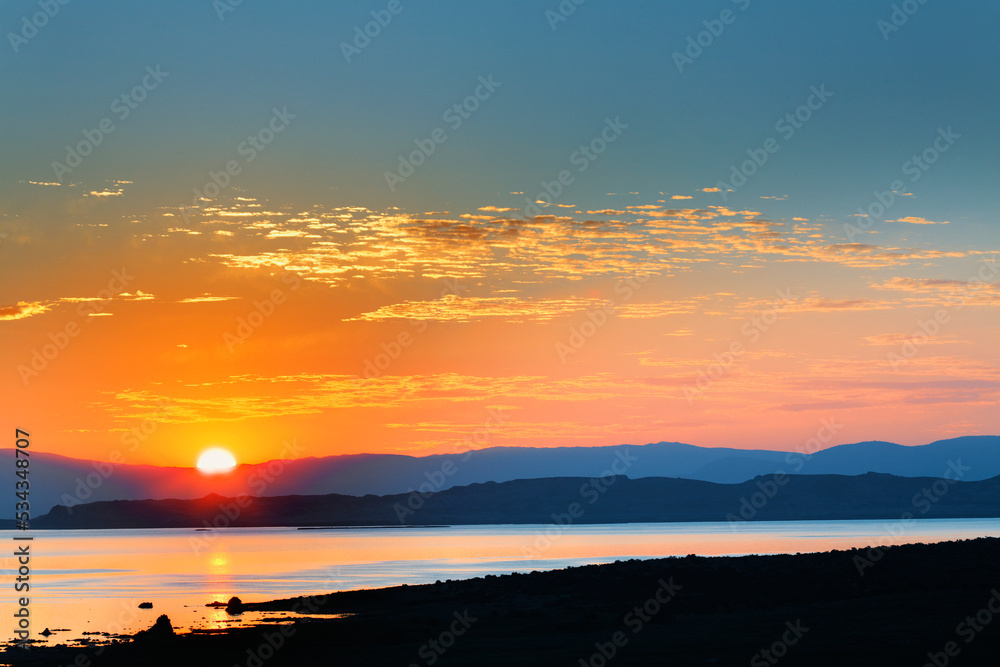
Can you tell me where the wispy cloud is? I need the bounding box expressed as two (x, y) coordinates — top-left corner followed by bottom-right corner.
(893, 216), (949, 224)
(0, 301), (51, 321)
(346, 295), (705, 323)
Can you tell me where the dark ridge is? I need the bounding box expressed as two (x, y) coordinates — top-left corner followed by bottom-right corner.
(32, 471), (1000, 529)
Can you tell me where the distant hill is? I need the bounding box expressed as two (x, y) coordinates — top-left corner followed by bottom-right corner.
(32, 471), (1000, 529)
(6, 435), (999, 519)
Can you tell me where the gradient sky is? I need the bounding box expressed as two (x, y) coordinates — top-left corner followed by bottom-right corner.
(2, 0), (998, 468)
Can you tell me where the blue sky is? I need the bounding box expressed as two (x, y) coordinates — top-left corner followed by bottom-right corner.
(2, 0), (996, 223)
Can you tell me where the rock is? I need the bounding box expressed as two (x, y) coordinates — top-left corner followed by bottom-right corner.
(133, 614), (174, 642)
(225, 596), (244, 614)
(138, 602), (153, 609)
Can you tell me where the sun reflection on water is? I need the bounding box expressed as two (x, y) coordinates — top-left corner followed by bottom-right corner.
(202, 552), (239, 630)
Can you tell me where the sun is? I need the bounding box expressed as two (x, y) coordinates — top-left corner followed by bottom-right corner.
(196, 447), (237, 474)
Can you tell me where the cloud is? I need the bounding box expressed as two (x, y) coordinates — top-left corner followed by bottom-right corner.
(863, 333), (965, 346)
(894, 216), (949, 225)
(345, 295), (704, 323)
(345, 295), (600, 323)
(97, 373), (675, 424)
(873, 275), (1000, 306)
(787, 298), (892, 311)
(176, 295), (239, 304)
(265, 229), (310, 238)
(137, 197), (986, 294)
(671, 195), (693, 200)
(1, 292), (158, 322)
(617, 300), (704, 318)
(875, 278), (971, 292)
(0, 301), (51, 321)
(736, 296), (894, 313)
(817, 243), (966, 268)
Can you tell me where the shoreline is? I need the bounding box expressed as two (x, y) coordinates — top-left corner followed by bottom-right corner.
(5, 537), (1000, 665)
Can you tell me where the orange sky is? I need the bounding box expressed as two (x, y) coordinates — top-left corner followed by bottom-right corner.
(4, 2), (998, 470)
(3, 189), (997, 468)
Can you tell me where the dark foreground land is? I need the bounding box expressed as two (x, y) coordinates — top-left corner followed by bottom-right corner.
(6, 537), (1000, 666)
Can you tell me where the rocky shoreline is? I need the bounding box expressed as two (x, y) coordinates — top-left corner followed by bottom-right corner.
(5, 537), (1000, 665)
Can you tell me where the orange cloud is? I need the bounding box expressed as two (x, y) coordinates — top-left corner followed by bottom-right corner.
(0, 301), (50, 321)
(894, 216), (949, 225)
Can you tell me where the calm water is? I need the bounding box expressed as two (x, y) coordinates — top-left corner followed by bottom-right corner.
(3, 519), (999, 643)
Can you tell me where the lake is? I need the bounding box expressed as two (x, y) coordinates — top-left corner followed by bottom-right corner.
(4, 518), (1000, 642)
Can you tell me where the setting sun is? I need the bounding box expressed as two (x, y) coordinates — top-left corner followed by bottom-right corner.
(196, 447), (237, 474)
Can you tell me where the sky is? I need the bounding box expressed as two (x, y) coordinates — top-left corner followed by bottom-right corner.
(1, 0), (998, 468)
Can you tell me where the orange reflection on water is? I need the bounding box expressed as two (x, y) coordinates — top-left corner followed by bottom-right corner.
(9, 521), (1000, 641)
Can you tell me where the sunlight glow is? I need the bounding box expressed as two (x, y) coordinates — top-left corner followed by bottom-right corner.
(196, 447), (237, 474)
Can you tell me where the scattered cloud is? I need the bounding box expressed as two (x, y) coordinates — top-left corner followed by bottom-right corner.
(862, 333), (965, 346)
(345, 295), (705, 323)
(176, 295), (240, 304)
(0, 301), (51, 321)
(894, 216), (949, 225)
